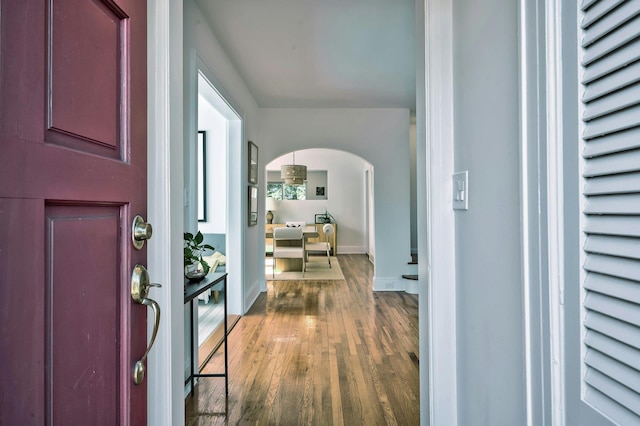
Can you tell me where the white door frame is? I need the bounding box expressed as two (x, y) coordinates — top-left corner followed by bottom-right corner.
(146, 0), (461, 425)
(421, 0), (458, 424)
(147, 0), (185, 425)
(519, 0), (579, 424)
(541, 0), (568, 423)
(519, 0), (553, 424)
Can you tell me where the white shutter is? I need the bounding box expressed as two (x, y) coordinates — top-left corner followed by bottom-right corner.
(581, 0), (640, 424)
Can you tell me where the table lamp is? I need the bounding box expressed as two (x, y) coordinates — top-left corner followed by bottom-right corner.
(266, 197), (278, 224)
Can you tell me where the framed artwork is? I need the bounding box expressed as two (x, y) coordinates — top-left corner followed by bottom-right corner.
(248, 141), (258, 184)
(315, 214), (331, 224)
(197, 131), (207, 222)
(248, 186), (258, 226)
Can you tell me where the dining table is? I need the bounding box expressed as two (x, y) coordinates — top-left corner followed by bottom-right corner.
(265, 225), (319, 239)
(266, 225), (319, 272)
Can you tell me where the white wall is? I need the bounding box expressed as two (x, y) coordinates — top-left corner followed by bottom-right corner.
(260, 108), (412, 290)
(452, 0), (525, 423)
(184, 0), (262, 315)
(266, 149), (370, 253)
(183, 0), (265, 390)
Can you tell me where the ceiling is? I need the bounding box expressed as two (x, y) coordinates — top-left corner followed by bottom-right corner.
(195, 0), (416, 109)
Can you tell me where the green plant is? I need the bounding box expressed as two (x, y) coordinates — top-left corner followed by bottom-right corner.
(184, 231), (215, 274)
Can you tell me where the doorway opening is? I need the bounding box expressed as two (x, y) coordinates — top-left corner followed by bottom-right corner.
(185, 60), (244, 383)
(264, 148), (375, 274)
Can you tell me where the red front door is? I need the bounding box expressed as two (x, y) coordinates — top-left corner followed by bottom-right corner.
(0, 0), (149, 424)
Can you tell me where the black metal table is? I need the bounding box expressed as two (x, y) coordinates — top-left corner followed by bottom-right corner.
(184, 272), (228, 411)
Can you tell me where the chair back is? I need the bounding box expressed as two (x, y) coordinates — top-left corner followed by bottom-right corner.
(274, 226), (303, 241)
(322, 223), (334, 240)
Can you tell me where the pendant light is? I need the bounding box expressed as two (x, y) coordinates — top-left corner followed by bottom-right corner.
(280, 151), (307, 185)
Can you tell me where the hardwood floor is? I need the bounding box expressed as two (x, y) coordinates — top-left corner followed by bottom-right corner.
(185, 254), (420, 425)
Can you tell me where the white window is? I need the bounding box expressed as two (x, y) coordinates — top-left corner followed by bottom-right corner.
(266, 182), (306, 201)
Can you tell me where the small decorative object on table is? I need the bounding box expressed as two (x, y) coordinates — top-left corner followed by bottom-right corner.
(184, 231), (215, 282)
(315, 213), (330, 224)
(185, 266), (206, 282)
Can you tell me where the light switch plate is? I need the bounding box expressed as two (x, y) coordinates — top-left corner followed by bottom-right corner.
(453, 171), (468, 210)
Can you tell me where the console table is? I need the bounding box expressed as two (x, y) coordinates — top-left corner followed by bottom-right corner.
(184, 272), (228, 411)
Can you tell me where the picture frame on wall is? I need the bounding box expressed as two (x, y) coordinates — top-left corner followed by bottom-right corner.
(315, 214), (331, 224)
(248, 141), (258, 184)
(248, 186), (258, 226)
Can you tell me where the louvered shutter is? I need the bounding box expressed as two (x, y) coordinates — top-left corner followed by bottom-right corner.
(580, 0), (640, 424)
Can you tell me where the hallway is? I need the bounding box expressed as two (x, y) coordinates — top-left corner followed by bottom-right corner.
(185, 254), (420, 425)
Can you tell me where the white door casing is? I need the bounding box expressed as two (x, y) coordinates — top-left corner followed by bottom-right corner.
(147, 0), (186, 424)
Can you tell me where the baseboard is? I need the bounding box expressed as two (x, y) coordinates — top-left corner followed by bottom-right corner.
(337, 245), (367, 254)
(405, 278), (419, 294)
(244, 280), (260, 313)
(372, 276), (406, 291)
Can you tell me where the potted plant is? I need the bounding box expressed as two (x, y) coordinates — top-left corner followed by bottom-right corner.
(184, 231), (215, 281)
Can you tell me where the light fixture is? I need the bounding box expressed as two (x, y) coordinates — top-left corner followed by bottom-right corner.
(281, 151), (307, 185)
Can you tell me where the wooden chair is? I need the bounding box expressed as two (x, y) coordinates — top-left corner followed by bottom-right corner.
(272, 227), (305, 278)
(305, 223), (334, 268)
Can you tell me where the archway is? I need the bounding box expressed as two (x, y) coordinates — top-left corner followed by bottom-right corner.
(264, 148), (375, 264)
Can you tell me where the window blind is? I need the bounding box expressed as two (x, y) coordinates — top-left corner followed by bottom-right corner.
(580, 0), (640, 423)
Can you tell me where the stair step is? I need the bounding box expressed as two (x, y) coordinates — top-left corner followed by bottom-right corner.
(402, 274), (418, 281)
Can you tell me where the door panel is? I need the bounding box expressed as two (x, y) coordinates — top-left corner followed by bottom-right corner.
(48, 0), (125, 157)
(46, 205), (121, 425)
(0, 0), (148, 424)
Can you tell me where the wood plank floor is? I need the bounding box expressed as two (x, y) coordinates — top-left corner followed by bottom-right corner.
(185, 254), (420, 425)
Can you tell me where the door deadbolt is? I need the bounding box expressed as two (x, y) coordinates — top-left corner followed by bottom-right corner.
(132, 215), (153, 250)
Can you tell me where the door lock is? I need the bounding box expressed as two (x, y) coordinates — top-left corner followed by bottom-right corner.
(132, 215), (153, 250)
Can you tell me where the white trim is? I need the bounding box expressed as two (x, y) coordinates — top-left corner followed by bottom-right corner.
(519, 1), (553, 425)
(545, 0), (566, 424)
(415, 0), (429, 423)
(404, 279), (419, 295)
(519, 1), (567, 424)
(518, 1), (534, 421)
(336, 245), (367, 254)
(147, 0), (185, 425)
(372, 277), (406, 292)
(424, 0), (457, 424)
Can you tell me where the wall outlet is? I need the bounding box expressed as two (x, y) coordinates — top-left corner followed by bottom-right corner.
(453, 171), (468, 210)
